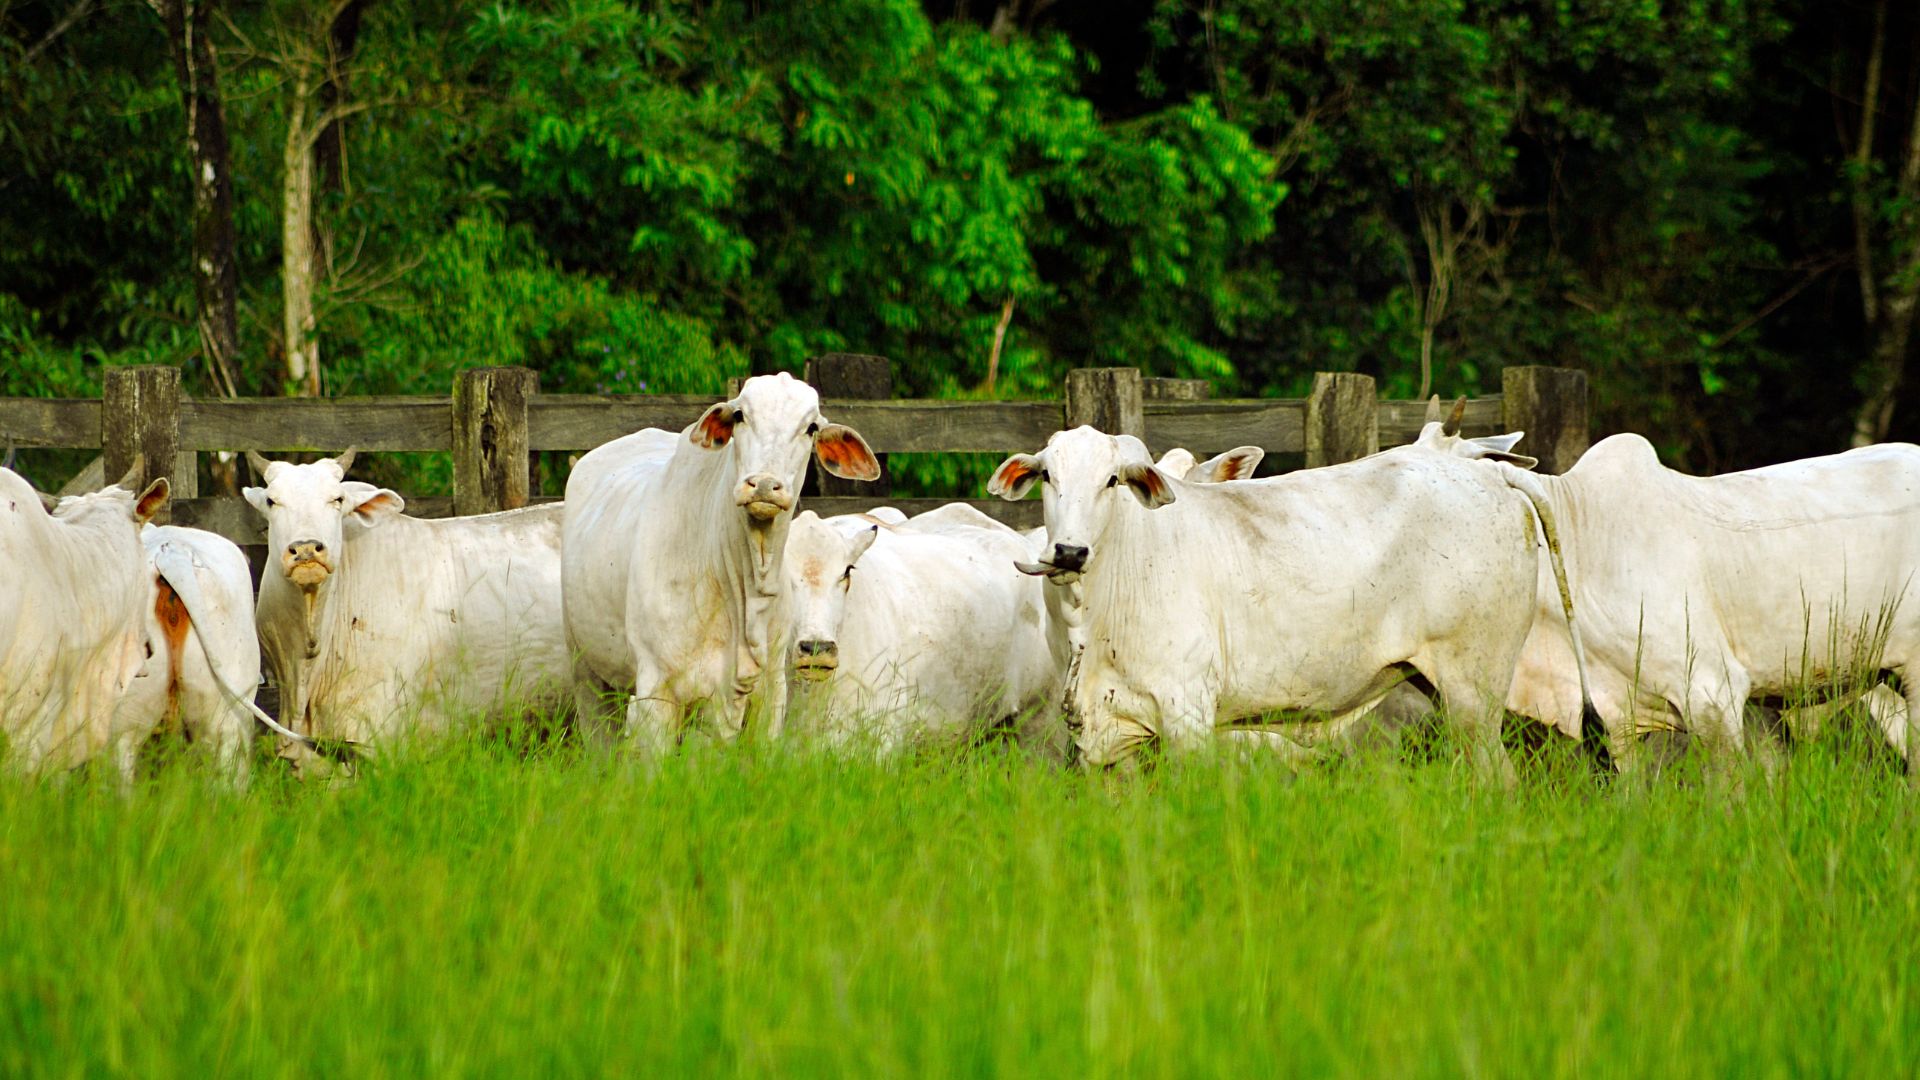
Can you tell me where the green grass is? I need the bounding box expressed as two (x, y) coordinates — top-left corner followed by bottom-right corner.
(1, 728), (1917, 1077)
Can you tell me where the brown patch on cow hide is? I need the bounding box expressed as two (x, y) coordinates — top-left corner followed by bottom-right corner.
(154, 574), (191, 736)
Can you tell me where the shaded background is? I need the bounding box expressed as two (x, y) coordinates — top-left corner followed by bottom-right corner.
(4, 0), (1916, 489)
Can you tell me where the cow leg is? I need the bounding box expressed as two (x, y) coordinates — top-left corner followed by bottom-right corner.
(621, 681), (682, 759)
(1220, 728), (1324, 765)
(1423, 654), (1517, 788)
(1681, 666), (1758, 788)
(1156, 690), (1217, 758)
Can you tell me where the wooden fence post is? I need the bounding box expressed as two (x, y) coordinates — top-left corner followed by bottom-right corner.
(1305, 371), (1378, 467)
(805, 352), (892, 498)
(103, 365), (188, 517)
(1502, 366), (1589, 474)
(453, 366), (537, 515)
(1065, 368), (1145, 437)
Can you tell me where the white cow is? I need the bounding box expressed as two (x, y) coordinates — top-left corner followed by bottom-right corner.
(990, 424), (1554, 780)
(245, 451), (569, 749)
(783, 504), (1062, 755)
(109, 524), (272, 787)
(562, 373), (880, 752)
(1502, 433), (1920, 774)
(0, 465), (168, 775)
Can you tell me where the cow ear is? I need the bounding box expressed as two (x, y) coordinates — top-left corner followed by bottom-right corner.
(692, 401), (739, 449)
(988, 454), (1043, 501)
(1117, 462), (1176, 508)
(133, 478), (170, 523)
(343, 481), (405, 526)
(243, 486), (270, 515)
(1154, 448), (1199, 480)
(1196, 446), (1263, 483)
(814, 424), (881, 481)
(848, 523), (880, 564)
(1459, 433), (1537, 470)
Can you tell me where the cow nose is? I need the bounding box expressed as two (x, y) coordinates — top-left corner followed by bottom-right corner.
(797, 639), (837, 658)
(288, 540), (325, 559)
(1052, 543), (1089, 571)
(752, 476), (785, 495)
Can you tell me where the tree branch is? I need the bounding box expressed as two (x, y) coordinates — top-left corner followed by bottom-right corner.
(21, 0), (94, 65)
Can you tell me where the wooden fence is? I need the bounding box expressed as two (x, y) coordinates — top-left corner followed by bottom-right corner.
(0, 356), (1589, 544)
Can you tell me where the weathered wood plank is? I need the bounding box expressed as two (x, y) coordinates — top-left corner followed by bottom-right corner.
(1503, 366), (1590, 474)
(179, 398), (454, 451)
(453, 367), (537, 514)
(1305, 372), (1378, 467)
(104, 366), (181, 519)
(1145, 400), (1306, 456)
(805, 353), (892, 498)
(529, 397), (1063, 454)
(0, 399), (101, 448)
(1143, 377), (1212, 401)
(1377, 396), (1504, 445)
(1065, 368), (1145, 437)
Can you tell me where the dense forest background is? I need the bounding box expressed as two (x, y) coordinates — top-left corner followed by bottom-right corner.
(5, 0), (1920, 485)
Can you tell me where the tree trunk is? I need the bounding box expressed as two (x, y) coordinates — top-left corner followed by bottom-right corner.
(1851, 29), (1920, 447)
(148, 0), (242, 398)
(311, 0), (366, 276)
(282, 77), (320, 396)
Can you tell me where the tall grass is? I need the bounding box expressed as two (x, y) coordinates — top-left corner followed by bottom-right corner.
(0, 728), (1915, 1077)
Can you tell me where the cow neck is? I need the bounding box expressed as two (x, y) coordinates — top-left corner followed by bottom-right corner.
(663, 439), (794, 693)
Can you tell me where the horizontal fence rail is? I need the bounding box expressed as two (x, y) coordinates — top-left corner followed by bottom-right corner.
(0, 358), (1590, 547)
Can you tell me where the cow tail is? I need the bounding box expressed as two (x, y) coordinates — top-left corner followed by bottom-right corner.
(150, 543), (319, 750)
(1502, 469), (1604, 740)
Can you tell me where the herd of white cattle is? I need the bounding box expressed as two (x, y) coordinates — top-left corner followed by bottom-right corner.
(4, 370), (1918, 788)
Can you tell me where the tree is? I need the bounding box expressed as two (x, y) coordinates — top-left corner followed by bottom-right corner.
(1843, 0), (1920, 445)
(145, 0), (243, 397)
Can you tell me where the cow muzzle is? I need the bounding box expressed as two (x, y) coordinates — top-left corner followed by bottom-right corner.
(282, 540), (333, 590)
(794, 638), (839, 680)
(1015, 542), (1089, 580)
(735, 474), (795, 521)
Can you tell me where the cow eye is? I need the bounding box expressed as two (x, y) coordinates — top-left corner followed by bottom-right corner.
(841, 566), (855, 584)
(1106, 475), (1119, 488)
(1039, 469), (1049, 484)
(265, 496), (277, 509)
(807, 422), (819, 436)
(733, 408), (745, 424)
(331, 496), (344, 508)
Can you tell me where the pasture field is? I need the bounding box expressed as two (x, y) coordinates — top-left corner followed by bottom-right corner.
(1, 725), (1916, 1078)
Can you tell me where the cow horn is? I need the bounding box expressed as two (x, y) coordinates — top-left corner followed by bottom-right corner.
(1424, 395), (1442, 424)
(112, 454), (146, 491)
(332, 447), (357, 474)
(1442, 396), (1468, 437)
(245, 450), (273, 479)
(37, 490), (58, 511)
(1, 442), (15, 472)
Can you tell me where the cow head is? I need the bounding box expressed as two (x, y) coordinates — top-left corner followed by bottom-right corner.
(689, 373), (880, 524)
(990, 427), (1181, 578)
(243, 450), (404, 592)
(783, 510), (882, 682)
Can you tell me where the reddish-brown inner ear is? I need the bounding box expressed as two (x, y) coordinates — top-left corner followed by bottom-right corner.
(991, 457), (1038, 493)
(695, 405), (736, 448)
(133, 478), (170, 522)
(815, 427), (880, 480)
(353, 491), (404, 520)
(1220, 452), (1259, 481)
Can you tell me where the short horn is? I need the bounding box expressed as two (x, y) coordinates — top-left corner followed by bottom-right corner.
(1442, 396), (1467, 437)
(245, 450), (273, 479)
(331, 447), (357, 474)
(37, 490), (58, 512)
(1, 442), (15, 472)
(1424, 394), (1442, 424)
(112, 454), (145, 491)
